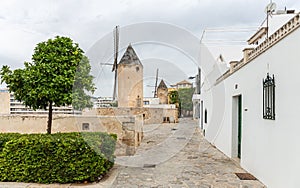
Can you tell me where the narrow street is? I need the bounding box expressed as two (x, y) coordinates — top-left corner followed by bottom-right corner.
(111, 118), (265, 188)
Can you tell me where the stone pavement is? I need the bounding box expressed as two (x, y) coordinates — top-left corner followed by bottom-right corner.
(0, 118), (265, 188)
(111, 118), (266, 188)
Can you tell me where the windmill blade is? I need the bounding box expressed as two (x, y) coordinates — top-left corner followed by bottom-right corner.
(112, 25), (119, 72)
(112, 25), (120, 101)
(154, 69), (159, 98)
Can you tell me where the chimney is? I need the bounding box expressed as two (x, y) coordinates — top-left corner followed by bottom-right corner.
(287, 10), (295, 14)
(229, 61), (239, 73)
(243, 48), (254, 64)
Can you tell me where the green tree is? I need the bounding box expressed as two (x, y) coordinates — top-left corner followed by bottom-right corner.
(0, 36), (95, 134)
(168, 90), (179, 105)
(72, 55), (95, 110)
(178, 87), (194, 114)
(168, 90), (181, 117)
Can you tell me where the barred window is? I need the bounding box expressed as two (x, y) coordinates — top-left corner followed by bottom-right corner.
(263, 73), (275, 120)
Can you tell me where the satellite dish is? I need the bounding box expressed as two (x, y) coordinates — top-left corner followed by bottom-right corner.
(265, 2), (277, 14)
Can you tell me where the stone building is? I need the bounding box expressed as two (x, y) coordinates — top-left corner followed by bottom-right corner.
(117, 44), (143, 108)
(172, 80), (192, 89)
(157, 79), (168, 104)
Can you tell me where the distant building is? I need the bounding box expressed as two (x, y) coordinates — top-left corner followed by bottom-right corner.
(0, 89), (81, 115)
(171, 80), (192, 89)
(93, 97), (115, 108)
(143, 97), (159, 106)
(143, 80), (176, 109)
(117, 44), (143, 108)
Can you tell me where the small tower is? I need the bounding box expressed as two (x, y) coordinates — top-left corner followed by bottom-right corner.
(157, 79), (168, 104)
(117, 44), (143, 108)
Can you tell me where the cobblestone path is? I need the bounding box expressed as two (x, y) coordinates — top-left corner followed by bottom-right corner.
(111, 118), (265, 188)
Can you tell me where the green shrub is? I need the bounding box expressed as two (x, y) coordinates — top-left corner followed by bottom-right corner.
(0, 133), (22, 151)
(0, 132), (117, 184)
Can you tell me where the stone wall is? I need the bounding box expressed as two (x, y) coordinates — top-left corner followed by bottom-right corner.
(0, 114), (143, 156)
(83, 107), (178, 124)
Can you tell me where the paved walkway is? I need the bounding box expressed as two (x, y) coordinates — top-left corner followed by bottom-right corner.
(111, 118), (265, 188)
(0, 119), (265, 188)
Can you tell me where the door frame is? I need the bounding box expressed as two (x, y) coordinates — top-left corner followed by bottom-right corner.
(232, 95), (242, 159)
(200, 100), (204, 130)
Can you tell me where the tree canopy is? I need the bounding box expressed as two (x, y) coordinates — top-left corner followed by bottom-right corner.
(0, 36), (95, 134)
(178, 87), (194, 111)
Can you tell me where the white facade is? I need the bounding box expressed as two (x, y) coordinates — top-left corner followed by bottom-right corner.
(200, 13), (300, 188)
(93, 96), (115, 108)
(143, 97), (160, 106)
(143, 97), (176, 109)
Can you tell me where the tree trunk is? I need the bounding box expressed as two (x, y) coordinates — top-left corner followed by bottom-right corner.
(47, 102), (53, 134)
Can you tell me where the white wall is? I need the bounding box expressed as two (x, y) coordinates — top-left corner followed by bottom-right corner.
(201, 23), (300, 188)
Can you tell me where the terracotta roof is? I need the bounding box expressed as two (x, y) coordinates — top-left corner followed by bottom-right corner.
(119, 44), (142, 66)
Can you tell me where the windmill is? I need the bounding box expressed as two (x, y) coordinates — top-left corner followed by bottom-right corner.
(112, 25), (119, 101)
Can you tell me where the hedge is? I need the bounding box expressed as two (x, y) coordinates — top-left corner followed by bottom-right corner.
(0, 132), (117, 184)
(0, 133), (22, 151)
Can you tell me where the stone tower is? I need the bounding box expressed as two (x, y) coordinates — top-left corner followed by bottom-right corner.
(117, 44), (143, 108)
(157, 79), (168, 104)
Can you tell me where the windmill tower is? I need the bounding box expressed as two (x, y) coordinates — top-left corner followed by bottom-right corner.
(157, 79), (168, 104)
(117, 44), (143, 108)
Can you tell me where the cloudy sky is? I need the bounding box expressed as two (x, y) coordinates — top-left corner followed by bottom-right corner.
(1, 0), (300, 97)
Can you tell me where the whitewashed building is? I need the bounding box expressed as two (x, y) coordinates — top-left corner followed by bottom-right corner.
(200, 10), (300, 188)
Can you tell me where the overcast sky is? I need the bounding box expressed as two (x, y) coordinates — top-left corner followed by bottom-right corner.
(1, 0), (300, 97)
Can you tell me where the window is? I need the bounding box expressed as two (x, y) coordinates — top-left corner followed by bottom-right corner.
(136, 95), (141, 107)
(82, 123), (90, 130)
(263, 73), (275, 120)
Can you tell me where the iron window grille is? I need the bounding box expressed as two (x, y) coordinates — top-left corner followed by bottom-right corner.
(263, 73), (275, 120)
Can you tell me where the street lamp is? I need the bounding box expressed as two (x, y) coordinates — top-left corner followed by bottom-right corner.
(188, 68), (201, 94)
